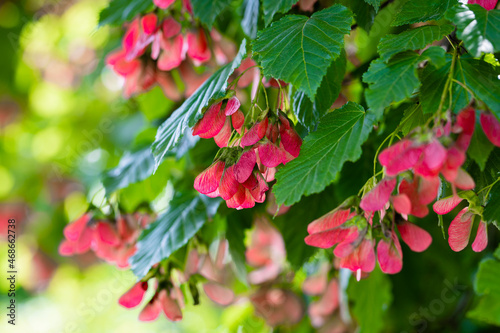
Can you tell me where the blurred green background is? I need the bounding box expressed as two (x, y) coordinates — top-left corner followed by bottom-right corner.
(1, 1), (499, 333)
(0, 1), (240, 331)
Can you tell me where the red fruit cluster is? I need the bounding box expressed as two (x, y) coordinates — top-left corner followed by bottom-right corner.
(117, 217), (304, 327)
(192, 97), (245, 148)
(106, 1), (235, 98)
(119, 280), (183, 322)
(184, 240), (236, 306)
(246, 218), (286, 284)
(193, 107), (302, 209)
(480, 112), (500, 147)
(363, 107), (500, 256)
(302, 264), (347, 331)
(377, 108), (477, 193)
(304, 204), (432, 278)
(59, 213), (151, 268)
(433, 195), (488, 252)
(244, 218), (305, 327)
(0, 202), (27, 240)
(304, 107), (499, 277)
(468, 0), (498, 10)
(250, 289), (304, 327)
(153, 0), (191, 12)
(119, 239), (236, 323)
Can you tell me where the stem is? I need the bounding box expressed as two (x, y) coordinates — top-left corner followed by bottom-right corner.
(373, 134), (394, 176)
(371, 107), (414, 177)
(477, 177), (500, 198)
(261, 80), (270, 111)
(437, 43), (459, 116)
(276, 87), (282, 114)
(227, 129), (238, 146)
(248, 80), (263, 123)
(227, 65), (260, 90)
(451, 79), (475, 101)
(357, 170), (383, 197)
(445, 35), (456, 51)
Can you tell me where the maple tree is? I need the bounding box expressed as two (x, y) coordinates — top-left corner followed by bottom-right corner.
(52, 0), (500, 331)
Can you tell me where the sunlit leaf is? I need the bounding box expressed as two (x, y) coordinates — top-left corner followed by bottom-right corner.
(262, 0), (297, 26)
(392, 0), (455, 26)
(378, 24), (454, 62)
(130, 192), (221, 278)
(102, 148), (155, 196)
(191, 0), (232, 28)
(446, 4), (500, 58)
(253, 5), (352, 100)
(292, 51), (346, 131)
(151, 40), (247, 170)
(274, 102), (376, 206)
(241, 0), (260, 39)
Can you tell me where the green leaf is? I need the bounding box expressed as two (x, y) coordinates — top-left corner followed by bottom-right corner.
(253, 5), (352, 100)
(378, 24), (454, 62)
(262, 0), (297, 26)
(467, 294), (500, 326)
(364, 0), (381, 12)
(392, 0), (455, 26)
(421, 56), (500, 114)
(458, 58), (500, 114)
(339, 0), (376, 32)
(363, 47), (445, 115)
(399, 104), (431, 136)
(475, 259), (500, 295)
(191, 0), (232, 28)
(292, 51), (346, 131)
(130, 192), (221, 278)
(226, 211), (252, 284)
(136, 86), (174, 121)
(348, 268), (393, 333)
(420, 46), (447, 68)
(118, 162), (173, 213)
(468, 122), (494, 171)
(484, 182), (500, 225)
(273, 102), (376, 206)
(419, 55), (470, 114)
(420, 55), (500, 117)
(274, 186), (337, 269)
(102, 148), (155, 197)
(446, 4), (500, 58)
(99, 0), (153, 26)
(468, 258), (500, 325)
(419, 66), (449, 115)
(151, 40), (247, 170)
(469, 148), (500, 203)
(104, 130), (198, 197)
(241, 0), (260, 39)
